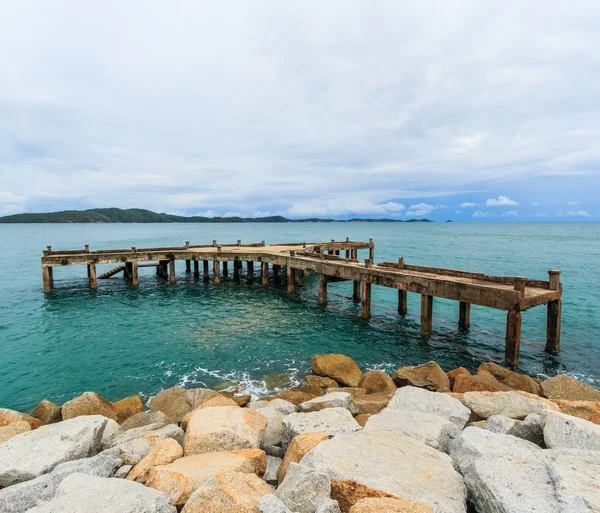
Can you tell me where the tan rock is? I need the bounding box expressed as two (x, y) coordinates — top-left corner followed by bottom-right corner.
(295, 385), (327, 396)
(274, 388), (319, 406)
(305, 375), (339, 389)
(477, 362), (542, 395)
(120, 411), (174, 431)
(127, 437), (183, 483)
(442, 392), (466, 405)
(326, 387), (367, 398)
(446, 367), (471, 389)
(30, 399), (61, 424)
(392, 361), (450, 392)
(354, 414), (372, 427)
(452, 372), (512, 393)
(261, 373), (293, 392)
(61, 392), (119, 421)
(332, 480), (399, 513)
(358, 371), (396, 395)
(113, 395), (144, 423)
(0, 421), (31, 444)
(184, 406), (268, 455)
(181, 396), (239, 430)
(149, 386), (220, 423)
(146, 450), (266, 505)
(182, 470), (273, 513)
(349, 497), (434, 513)
(353, 393), (394, 415)
(464, 390), (560, 419)
(312, 354), (363, 387)
(553, 399), (600, 424)
(541, 374), (600, 402)
(0, 408), (43, 429)
(234, 395), (252, 407)
(277, 431), (328, 483)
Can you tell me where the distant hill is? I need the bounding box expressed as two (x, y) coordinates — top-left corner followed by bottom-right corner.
(0, 208), (433, 224)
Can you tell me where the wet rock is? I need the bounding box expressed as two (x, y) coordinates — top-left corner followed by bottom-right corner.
(391, 361), (450, 392)
(181, 469), (273, 513)
(146, 449), (266, 505)
(0, 408), (43, 429)
(483, 413), (544, 445)
(463, 390), (559, 419)
(541, 374), (600, 402)
(0, 421), (31, 444)
(452, 373), (511, 393)
(30, 400), (61, 424)
(299, 392), (358, 415)
(349, 497), (433, 513)
(262, 373), (294, 392)
(446, 367), (471, 389)
(477, 362), (541, 395)
(541, 409), (600, 450)
(387, 386), (471, 428)
(149, 386), (219, 423)
(26, 472), (175, 513)
(264, 455), (282, 486)
(282, 408), (361, 450)
(0, 415), (107, 486)
(553, 399), (600, 424)
(120, 411), (174, 431)
(305, 375), (339, 389)
(259, 494), (294, 513)
(184, 405), (268, 455)
(235, 394), (253, 407)
(312, 354), (362, 387)
(276, 463), (331, 513)
(301, 430), (466, 513)
(352, 393), (393, 415)
(277, 432), (328, 484)
(112, 395), (144, 423)
(127, 437), (183, 483)
(61, 392), (119, 421)
(357, 371), (396, 395)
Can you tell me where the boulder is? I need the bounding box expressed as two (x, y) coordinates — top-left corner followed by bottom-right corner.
(282, 408), (361, 450)
(235, 394), (253, 407)
(262, 373), (294, 392)
(541, 374), (600, 402)
(248, 398), (296, 415)
(120, 411), (174, 431)
(349, 498), (434, 513)
(25, 472), (175, 513)
(483, 413), (544, 445)
(541, 409), (600, 450)
(352, 393), (393, 415)
(149, 386), (219, 423)
(446, 367), (470, 389)
(61, 392), (119, 421)
(358, 371), (396, 395)
(259, 408), (286, 448)
(299, 392), (358, 415)
(0, 408), (43, 429)
(364, 409), (460, 453)
(146, 449), (266, 505)
(264, 455), (282, 486)
(277, 431), (328, 483)
(330, 480), (400, 513)
(113, 395), (144, 423)
(387, 386), (471, 428)
(462, 390), (559, 419)
(184, 406), (268, 455)
(452, 373), (511, 393)
(127, 437), (183, 483)
(391, 362), (450, 392)
(312, 354), (362, 387)
(100, 419), (122, 447)
(275, 388), (320, 406)
(316, 499), (342, 513)
(276, 463), (331, 513)
(305, 375), (339, 389)
(181, 396), (239, 430)
(259, 494), (294, 513)
(0, 421), (31, 444)
(553, 399), (600, 424)
(325, 387), (366, 398)
(0, 415), (107, 486)
(0, 452), (121, 513)
(301, 430), (467, 513)
(181, 470), (273, 513)
(114, 465), (132, 478)
(477, 362), (541, 395)
(30, 400), (61, 424)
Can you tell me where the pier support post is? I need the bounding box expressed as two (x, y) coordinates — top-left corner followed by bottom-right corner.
(287, 267), (296, 294)
(185, 260), (191, 273)
(157, 260), (168, 279)
(213, 261), (221, 285)
(233, 260), (240, 281)
(124, 262), (133, 280)
(131, 262), (139, 287)
(505, 308), (522, 366)
(222, 261), (228, 277)
(247, 261), (254, 284)
(459, 302), (470, 331)
(319, 275), (328, 306)
(88, 264), (97, 289)
(361, 282), (371, 319)
(193, 260), (199, 278)
(203, 260), (209, 283)
(398, 290), (408, 316)
(42, 266), (52, 293)
(261, 262), (269, 287)
(273, 265), (281, 282)
(169, 259), (176, 284)
(546, 300), (562, 355)
(369, 238), (374, 262)
(353, 281), (361, 302)
(420, 294), (433, 337)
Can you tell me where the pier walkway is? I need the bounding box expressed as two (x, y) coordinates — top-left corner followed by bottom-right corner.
(41, 239), (562, 366)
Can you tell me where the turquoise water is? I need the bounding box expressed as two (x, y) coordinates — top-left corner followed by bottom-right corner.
(1, 223), (599, 412)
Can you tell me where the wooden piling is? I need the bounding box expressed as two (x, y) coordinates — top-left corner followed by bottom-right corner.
(88, 264), (97, 289)
(369, 238), (374, 261)
(420, 294), (433, 336)
(203, 260), (209, 283)
(247, 261), (254, 284)
(287, 266), (296, 294)
(222, 261), (228, 277)
(319, 275), (328, 306)
(185, 260), (191, 273)
(193, 260), (199, 278)
(398, 290), (408, 316)
(131, 262), (139, 287)
(361, 281), (371, 319)
(459, 301), (470, 330)
(261, 262), (269, 287)
(213, 261), (221, 285)
(169, 259), (176, 284)
(353, 281), (361, 302)
(273, 264), (281, 282)
(505, 308), (522, 366)
(233, 260), (240, 281)
(42, 267), (52, 293)
(546, 300), (561, 355)
(125, 262), (133, 280)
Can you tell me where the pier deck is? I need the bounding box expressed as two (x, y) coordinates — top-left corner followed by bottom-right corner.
(41, 239), (562, 367)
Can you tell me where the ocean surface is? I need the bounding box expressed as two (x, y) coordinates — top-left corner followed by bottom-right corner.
(1, 222), (599, 412)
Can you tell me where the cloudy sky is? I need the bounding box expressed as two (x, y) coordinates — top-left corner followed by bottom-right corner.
(1, 2), (599, 221)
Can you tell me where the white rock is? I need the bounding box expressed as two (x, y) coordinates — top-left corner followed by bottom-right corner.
(250, 399), (297, 415)
(260, 408), (286, 448)
(0, 415), (107, 486)
(463, 391), (556, 419)
(315, 498), (342, 513)
(259, 494), (294, 513)
(387, 386), (471, 428)
(282, 408), (361, 449)
(364, 409), (459, 453)
(276, 463), (331, 513)
(484, 414), (544, 445)
(114, 465), (132, 478)
(264, 456), (282, 486)
(299, 393), (358, 415)
(26, 472), (175, 513)
(100, 419), (123, 448)
(541, 409), (600, 451)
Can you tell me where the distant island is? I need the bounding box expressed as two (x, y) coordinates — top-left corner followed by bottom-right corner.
(0, 208), (433, 224)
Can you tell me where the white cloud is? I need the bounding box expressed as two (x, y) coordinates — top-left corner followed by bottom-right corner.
(486, 196), (519, 207)
(452, 132), (490, 153)
(198, 210), (217, 217)
(504, 210), (519, 217)
(565, 210), (591, 217)
(454, 209), (462, 214)
(567, 201), (580, 205)
(473, 210), (491, 218)
(286, 199), (405, 218)
(405, 203), (434, 217)
(223, 212), (242, 217)
(459, 202), (478, 208)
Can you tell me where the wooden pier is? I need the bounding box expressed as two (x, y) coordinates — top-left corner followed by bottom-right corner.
(41, 239), (562, 367)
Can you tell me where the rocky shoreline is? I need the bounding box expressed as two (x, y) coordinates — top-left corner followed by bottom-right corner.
(1, 355), (600, 512)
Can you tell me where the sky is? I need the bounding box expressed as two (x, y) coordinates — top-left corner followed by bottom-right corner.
(1, 1), (599, 221)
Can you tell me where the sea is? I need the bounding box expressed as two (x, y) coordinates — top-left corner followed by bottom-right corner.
(1, 222), (599, 412)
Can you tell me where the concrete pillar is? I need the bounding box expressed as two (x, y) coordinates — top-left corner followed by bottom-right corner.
(261, 262), (269, 287)
(361, 281), (371, 319)
(213, 261), (221, 285)
(169, 259), (176, 284)
(88, 264), (98, 289)
(505, 308), (522, 366)
(398, 290), (408, 316)
(459, 302), (470, 330)
(546, 300), (561, 355)
(319, 275), (328, 306)
(203, 260), (209, 283)
(420, 294), (433, 336)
